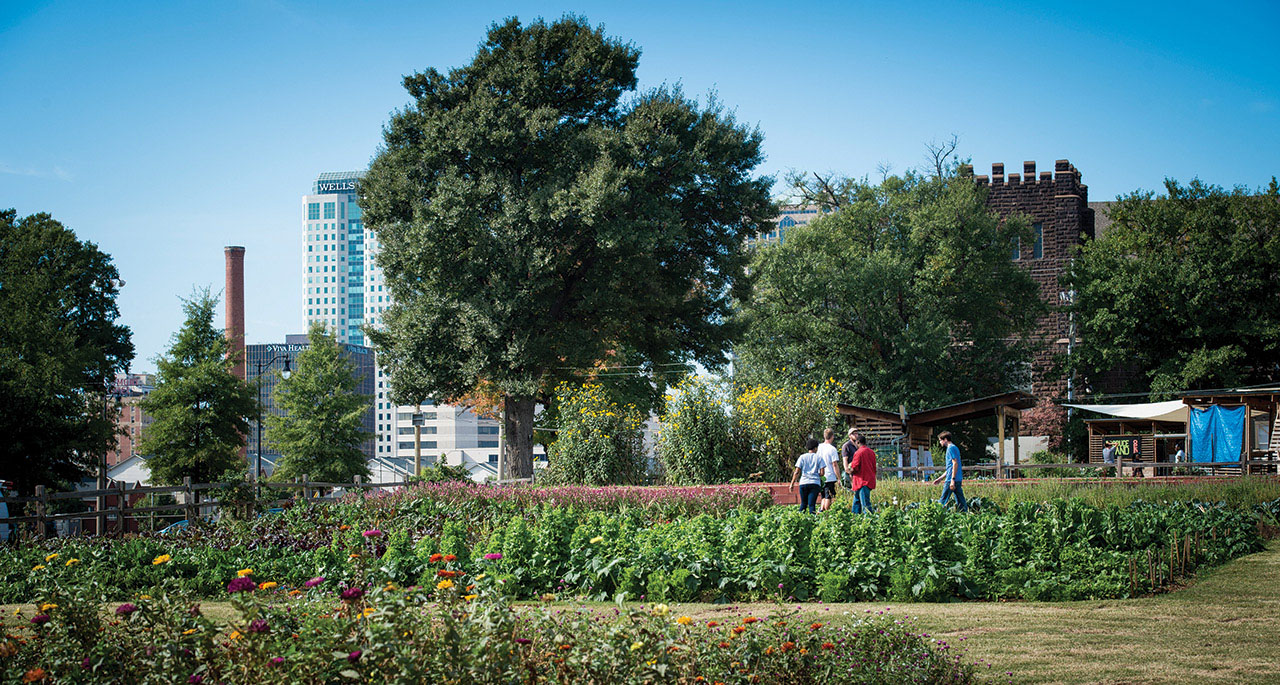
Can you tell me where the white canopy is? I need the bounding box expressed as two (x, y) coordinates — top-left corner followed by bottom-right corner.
(1063, 400), (1188, 423)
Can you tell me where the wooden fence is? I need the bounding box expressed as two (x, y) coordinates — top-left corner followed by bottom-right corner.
(0, 475), (530, 540)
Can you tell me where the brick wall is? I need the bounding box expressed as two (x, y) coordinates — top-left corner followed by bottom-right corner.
(971, 160), (1093, 412)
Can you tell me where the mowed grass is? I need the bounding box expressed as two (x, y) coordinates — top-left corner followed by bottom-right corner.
(6, 543), (1278, 683)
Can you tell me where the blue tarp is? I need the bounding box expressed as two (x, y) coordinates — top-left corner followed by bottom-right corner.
(1189, 405), (1246, 463)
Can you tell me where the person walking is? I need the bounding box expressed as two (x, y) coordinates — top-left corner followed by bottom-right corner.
(788, 438), (825, 514)
(931, 431), (966, 512)
(847, 432), (876, 514)
(816, 428), (841, 512)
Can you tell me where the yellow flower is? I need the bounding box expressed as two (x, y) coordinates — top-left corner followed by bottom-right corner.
(258, 582), (278, 591)
(39, 603), (57, 612)
(44, 553), (58, 562)
(464, 594), (478, 601)
(182, 628), (198, 636)
(236, 568), (253, 578)
(475, 573), (486, 580)
(384, 582), (396, 591)
(360, 607), (375, 618)
(436, 579), (454, 590)
(676, 616), (692, 625)
(348, 553), (360, 560)
(31, 565), (45, 572)
(139, 594), (151, 600)
(152, 554), (171, 566)
(65, 558), (79, 567)
(589, 536), (604, 544)
(651, 603), (670, 617)
(630, 641), (643, 652)
(229, 630), (243, 640)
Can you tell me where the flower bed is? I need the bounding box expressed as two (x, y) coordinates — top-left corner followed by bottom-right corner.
(3, 558), (978, 684)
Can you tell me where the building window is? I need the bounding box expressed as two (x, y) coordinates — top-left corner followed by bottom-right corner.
(477, 440), (499, 448)
(397, 426), (437, 435)
(323, 202), (336, 219)
(488, 454), (499, 464)
(1011, 237), (1021, 261)
(308, 203), (320, 220)
(1032, 223), (1043, 259)
(398, 441), (437, 450)
(478, 425), (499, 435)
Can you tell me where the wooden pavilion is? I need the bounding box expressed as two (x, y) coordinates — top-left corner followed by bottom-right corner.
(836, 391), (1037, 478)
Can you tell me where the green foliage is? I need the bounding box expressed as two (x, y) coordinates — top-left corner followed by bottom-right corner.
(266, 322), (372, 483)
(542, 382), (647, 485)
(359, 16), (774, 477)
(139, 290), (257, 484)
(0, 209), (134, 495)
(733, 379), (844, 480)
(656, 376), (740, 484)
(1068, 178), (1280, 395)
(734, 172), (1044, 414)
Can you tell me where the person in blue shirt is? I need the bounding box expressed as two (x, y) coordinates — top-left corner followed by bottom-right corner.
(788, 438), (826, 514)
(931, 431), (967, 512)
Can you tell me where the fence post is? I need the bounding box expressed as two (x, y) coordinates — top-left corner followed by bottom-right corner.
(115, 481), (127, 536)
(183, 477), (195, 524)
(301, 474), (310, 503)
(35, 485), (47, 540)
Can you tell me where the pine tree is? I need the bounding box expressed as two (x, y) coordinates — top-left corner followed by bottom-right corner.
(139, 290), (256, 484)
(266, 322), (372, 483)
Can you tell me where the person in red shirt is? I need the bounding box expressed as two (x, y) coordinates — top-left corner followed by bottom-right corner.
(845, 432), (877, 514)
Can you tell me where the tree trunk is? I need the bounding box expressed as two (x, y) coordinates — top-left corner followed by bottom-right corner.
(503, 395), (536, 479)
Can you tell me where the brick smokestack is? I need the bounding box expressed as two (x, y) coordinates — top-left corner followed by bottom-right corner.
(224, 246), (246, 381)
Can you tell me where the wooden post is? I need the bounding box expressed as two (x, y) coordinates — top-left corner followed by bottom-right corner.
(116, 481), (128, 535)
(414, 425), (422, 477)
(183, 477), (195, 525)
(354, 474), (362, 494)
(34, 485), (47, 540)
(996, 408), (1006, 479)
(1012, 411), (1020, 470)
(301, 474), (310, 503)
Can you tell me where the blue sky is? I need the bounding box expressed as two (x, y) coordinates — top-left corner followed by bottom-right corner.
(3, 1), (1277, 371)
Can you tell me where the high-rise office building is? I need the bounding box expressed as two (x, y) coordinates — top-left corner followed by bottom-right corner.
(302, 172), (367, 346)
(304, 172), (541, 480)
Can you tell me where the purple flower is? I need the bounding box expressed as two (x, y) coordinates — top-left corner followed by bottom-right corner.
(82, 657), (91, 669)
(188, 675), (203, 684)
(484, 553), (503, 560)
(340, 587), (365, 601)
(30, 614), (50, 626)
(304, 576), (325, 588)
(227, 577), (257, 594)
(115, 603), (138, 617)
(347, 650), (362, 663)
(362, 529), (382, 538)
(271, 657), (284, 666)
(247, 618), (269, 634)
(515, 638), (532, 645)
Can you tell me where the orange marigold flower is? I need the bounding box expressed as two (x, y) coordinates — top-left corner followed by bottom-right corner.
(718, 641), (731, 648)
(443, 554), (457, 562)
(764, 646), (774, 655)
(822, 642), (835, 650)
(809, 622), (823, 631)
(436, 569), (459, 578)
(339, 524), (350, 531)
(799, 647), (807, 655)
(22, 668), (48, 683)
(775, 621), (787, 627)
(706, 621), (719, 627)
(781, 641), (796, 652)
(732, 626), (746, 635)
(694, 678), (706, 683)
(288, 589), (302, 597)
(428, 553), (443, 563)
(558, 644), (572, 651)
(742, 616), (759, 624)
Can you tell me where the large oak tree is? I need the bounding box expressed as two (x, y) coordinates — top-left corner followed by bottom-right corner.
(359, 16), (773, 477)
(0, 209), (133, 495)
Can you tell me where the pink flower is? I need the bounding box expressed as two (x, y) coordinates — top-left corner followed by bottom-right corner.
(304, 576), (325, 588)
(227, 577), (257, 594)
(347, 650), (362, 663)
(115, 603), (138, 617)
(362, 529), (382, 538)
(340, 587), (365, 601)
(247, 618), (269, 634)
(484, 553), (503, 560)
(270, 657), (284, 666)
(30, 614), (50, 626)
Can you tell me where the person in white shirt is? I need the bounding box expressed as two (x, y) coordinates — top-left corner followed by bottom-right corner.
(788, 439), (825, 514)
(816, 428), (841, 512)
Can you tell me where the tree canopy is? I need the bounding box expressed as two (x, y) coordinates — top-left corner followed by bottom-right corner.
(139, 290), (256, 485)
(1067, 178), (1280, 396)
(0, 209), (134, 494)
(734, 172), (1045, 413)
(359, 16), (774, 477)
(266, 322), (372, 483)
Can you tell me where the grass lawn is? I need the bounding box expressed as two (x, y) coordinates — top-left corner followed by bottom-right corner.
(6, 542), (1278, 683)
